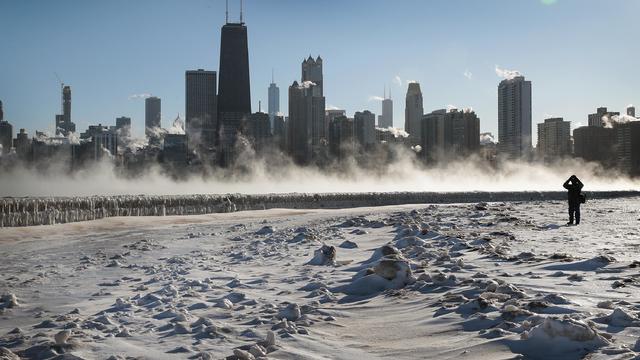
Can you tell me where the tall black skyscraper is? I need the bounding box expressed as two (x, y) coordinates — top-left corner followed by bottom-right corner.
(0, 100), (3, 121)
(186, 69), (217, 151)
(217, 7), (251, 165)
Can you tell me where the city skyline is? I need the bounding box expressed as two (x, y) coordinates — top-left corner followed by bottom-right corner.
(1, 0), (638, 142)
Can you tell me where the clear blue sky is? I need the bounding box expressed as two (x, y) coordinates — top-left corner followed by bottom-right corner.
(1, 0), (638, 140)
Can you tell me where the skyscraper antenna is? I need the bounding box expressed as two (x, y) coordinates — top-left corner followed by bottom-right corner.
(384, 84), (386, 99)
(225, 0), (228, 23)
(272, 68), (274, 83)
(240, 0), (243, 23)
(259, 100), (261, 113)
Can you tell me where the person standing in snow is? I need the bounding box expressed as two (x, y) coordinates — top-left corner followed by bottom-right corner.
(563, 175), (584, 225)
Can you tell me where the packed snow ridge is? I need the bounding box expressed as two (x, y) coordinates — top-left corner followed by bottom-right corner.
(1, 190), (639, 227)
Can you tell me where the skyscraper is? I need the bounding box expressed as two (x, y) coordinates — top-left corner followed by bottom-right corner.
(354, 110), (376, 147)
(627, 105), (636, 118)
(285, 57), (326, 163)
(217, 13), (251, 165)
(115, 117), (132, 137)
(573, 125), (616, 168)
(55, 85), (76, 136)
(145, 96), (161, 142)
(497, 76), (532, 158)
(186, 69), (217, 150)
(615, 121), (640, 175)
(288, 81), (314, 164)
(247, 111), (271, 150)
(421, 109), (480, 162)
(0, 100), (3, 121)
(588, 107), (619, 127)
(0, 118), (12, 155)
(268, 72), (280, 129)
(405, 82), (424, 145)
(379, 89), (393, 128)
(536, 117), (571, 162)
(302, 56), (323, 96)
(328, 115), (354, 159)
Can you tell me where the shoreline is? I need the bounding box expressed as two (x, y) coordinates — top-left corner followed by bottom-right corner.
(2, 190), (639, 227)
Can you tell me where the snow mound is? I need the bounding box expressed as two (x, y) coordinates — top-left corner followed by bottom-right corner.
(337, 255), (415, 296)
(544, 255), (616, 272)
(597, 308), (640, 327)
(518, 317), (609, 357)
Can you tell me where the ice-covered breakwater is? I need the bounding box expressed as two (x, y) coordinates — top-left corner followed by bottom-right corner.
(1, 191), (638, 227)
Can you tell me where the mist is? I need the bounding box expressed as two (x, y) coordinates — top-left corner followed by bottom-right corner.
(0, 143), (637, 197)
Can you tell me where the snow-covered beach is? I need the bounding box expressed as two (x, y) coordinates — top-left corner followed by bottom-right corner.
(2, 197), (640, 359)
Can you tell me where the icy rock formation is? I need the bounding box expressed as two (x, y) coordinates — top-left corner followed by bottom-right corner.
(307, 245), (336, 266)
(0, 347), (20, 360)
(3, 191), (637, 227)
(277, 303), (301, 321)
(0, 294), (19, 308)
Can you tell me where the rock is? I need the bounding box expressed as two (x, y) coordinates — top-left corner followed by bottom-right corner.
(174, 323), (191, 335)
(116, 328), (132, 337)
(54, 330), (71, 345)
(1, 294), (19, 308)
(216, 298), (234, 309)
(248, 344), (267, 357)
(255, 226), (274, 235)
(264, 330), (276, 347)
(339, 240), (358, 249)
(307, 245), (336, 266)
(233, 349), (255, 360)
(0, 347), (20, 360)
(277, 303), (301, 321)
(373, 258), (412, 282)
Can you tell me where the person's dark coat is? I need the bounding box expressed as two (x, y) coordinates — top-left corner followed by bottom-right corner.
(563, 178), (583, 205)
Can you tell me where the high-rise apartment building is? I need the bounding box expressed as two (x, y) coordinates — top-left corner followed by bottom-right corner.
(145, 96), (161, 142)
(588, 107), (619, 127)
(354, 110), (376, 147)
(497, 76), (532, 158)
(536, 117), (571, 161)
(186, 69), (217, 150)
(421, 109), (480, 161)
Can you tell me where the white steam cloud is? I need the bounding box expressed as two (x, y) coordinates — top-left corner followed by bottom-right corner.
(480, 132), (495, 145)
(602, 114), (638, 128)
(369, 96), (385, 102)
(1, 150), (638, 197)
(393, 75), (402, 87)
(463, 69), (473, 80)
(495, 65), (523, 80)
(376, 127), (409, 138)
(128, 93), (152, 100)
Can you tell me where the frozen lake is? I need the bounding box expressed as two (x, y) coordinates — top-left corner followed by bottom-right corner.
(1, 198), (640, 359)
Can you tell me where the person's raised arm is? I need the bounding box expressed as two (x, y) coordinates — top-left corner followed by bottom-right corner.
(563, 177), (571, 190)
(574, 177), (584, 190)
